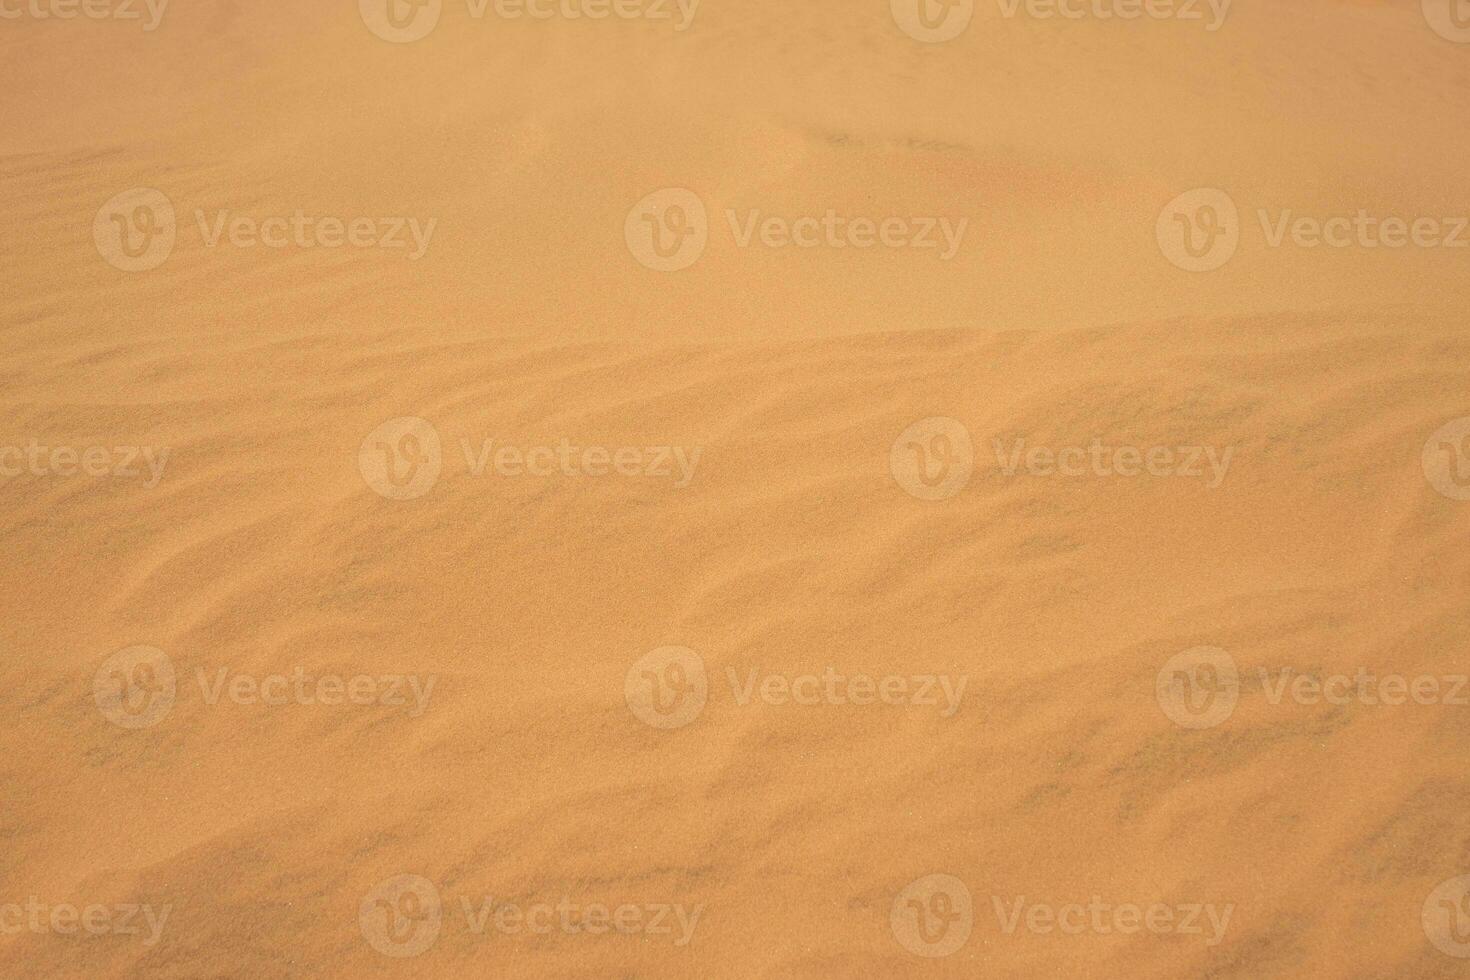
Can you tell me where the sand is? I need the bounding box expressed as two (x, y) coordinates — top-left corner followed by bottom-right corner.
(2, 0), (1470, 976)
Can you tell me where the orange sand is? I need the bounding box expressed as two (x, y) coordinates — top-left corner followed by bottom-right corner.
(2, 0), (1470, 976)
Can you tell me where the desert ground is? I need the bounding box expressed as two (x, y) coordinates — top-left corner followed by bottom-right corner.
(2, 0), (1470, 976)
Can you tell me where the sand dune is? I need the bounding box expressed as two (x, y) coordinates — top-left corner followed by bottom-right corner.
(2, 0), (1470, 977)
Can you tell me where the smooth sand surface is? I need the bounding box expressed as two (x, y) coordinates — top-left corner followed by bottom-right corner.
(3, 0), (1470, 976)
